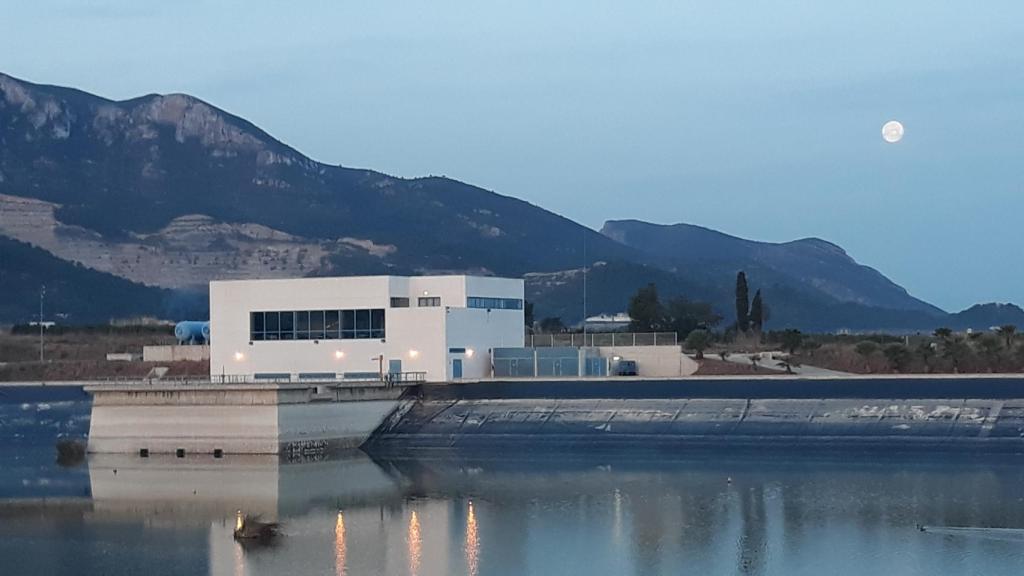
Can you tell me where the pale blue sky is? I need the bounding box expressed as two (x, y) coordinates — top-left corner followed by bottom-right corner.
(3, 1), (1023, 311)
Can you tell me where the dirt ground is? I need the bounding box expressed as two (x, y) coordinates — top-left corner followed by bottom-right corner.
(693, 358), (778, 376)
(0, 330), (208, 381)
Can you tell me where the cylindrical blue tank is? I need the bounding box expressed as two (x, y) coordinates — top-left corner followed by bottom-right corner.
(175, 321), (210, 345)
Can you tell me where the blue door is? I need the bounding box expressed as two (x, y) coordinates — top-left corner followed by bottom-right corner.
(389, 359), (402, 375)
(452, 358), (463, 379)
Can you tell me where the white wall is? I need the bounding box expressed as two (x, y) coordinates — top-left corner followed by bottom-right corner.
(597, 346), (699, 377)
(210, 275), (523, 382)
(445, 307), (525, 379)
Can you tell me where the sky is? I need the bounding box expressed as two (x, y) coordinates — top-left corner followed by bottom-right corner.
(2, 1), (1023, 312)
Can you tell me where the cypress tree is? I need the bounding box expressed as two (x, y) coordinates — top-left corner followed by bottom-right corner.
(750, 289), (764, 333)
(735, 271), (750, 333)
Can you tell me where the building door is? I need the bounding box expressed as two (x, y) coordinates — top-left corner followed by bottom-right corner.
(388, 359), (402, 375)
(452, 358), (463, 379)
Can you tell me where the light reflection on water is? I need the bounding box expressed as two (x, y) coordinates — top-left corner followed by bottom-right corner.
(2, 452), (1024, 575)
(335, 511), (346, 576)
(407, 509), (421, 576)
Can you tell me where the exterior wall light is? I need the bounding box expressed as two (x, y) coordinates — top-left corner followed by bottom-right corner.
(465, 348), (475, 358)
(334, 350), (345, 359)
(409, 349), (420, 359)
(233, 352), (245, 361)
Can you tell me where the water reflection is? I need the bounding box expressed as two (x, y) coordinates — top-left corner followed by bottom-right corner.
(335, 511), (346, 576)
(407, 509), (422, 576)
(465, 501), (479, 576)
(4, 452), (1024, 575)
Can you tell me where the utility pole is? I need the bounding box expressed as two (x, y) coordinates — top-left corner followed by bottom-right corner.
(582, 231), (587, 344)
(39, 285), (45, 363)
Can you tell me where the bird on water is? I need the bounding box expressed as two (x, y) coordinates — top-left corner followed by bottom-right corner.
(234, 510), (280, 542)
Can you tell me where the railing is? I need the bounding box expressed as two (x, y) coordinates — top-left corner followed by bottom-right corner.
(527, 332), (678, 348)
(85, 372), (427, 386)
(384, 371), (427, 385)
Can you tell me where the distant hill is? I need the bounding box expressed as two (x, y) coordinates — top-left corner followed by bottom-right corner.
(601, 219), (943, 316)
(0, 71), (634, 286)
(0, 236), (204, 324)
(948, 303), (1024, 331)
(525, 260), (988, 333)
(1, 71), (1019, 331)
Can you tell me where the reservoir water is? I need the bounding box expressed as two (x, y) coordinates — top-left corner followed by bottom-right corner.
(3, 389), (1024, 575)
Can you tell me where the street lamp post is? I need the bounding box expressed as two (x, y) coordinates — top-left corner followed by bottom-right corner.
(39, 285), (45, 363)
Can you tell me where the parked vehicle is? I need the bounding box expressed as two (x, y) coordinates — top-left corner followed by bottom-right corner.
(615, 360), (638, 376)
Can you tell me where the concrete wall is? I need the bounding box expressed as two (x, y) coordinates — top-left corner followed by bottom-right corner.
(86, 383), (405, 455)
(143, 345), (210, 362)
(209, 274), (523, 382)
(597, 346), (698, 377)
(445, 307), (525, 380)
(367, 396), (1024, 454)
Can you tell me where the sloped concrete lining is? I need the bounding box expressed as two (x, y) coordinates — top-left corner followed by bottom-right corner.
(85, 382), (407, 455)
(368, 397), (1024, 453)
(365, 376), (1024, 454)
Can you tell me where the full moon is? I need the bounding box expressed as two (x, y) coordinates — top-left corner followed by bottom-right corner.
(882, 120), (904, 143)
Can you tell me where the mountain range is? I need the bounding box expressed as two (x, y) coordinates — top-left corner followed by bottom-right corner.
(0, 71), (1018, 331)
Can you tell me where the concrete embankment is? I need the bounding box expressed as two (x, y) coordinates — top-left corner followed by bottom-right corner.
(365, 377), (1024, 454)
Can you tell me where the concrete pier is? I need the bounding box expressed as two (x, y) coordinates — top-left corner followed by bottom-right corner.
(85, 381), (410, 456)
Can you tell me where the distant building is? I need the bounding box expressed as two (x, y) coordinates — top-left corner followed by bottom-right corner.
(209, 275), (524, 382)
(27, 321), (56, 328)
(583, 313), (632, 332)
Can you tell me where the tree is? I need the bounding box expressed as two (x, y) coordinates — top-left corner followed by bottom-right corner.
(916, 341), (937, 373)
(854, 340), (879, 371)
(524, 300), (535, 331)
(779, 328), (803, 354)
(749, 289), (764, 333)
(997, 325), (1017, 348)
(934, 327), (953, 340)
(538, 317), (566, 333)
(664, 296), (722, 339)
(735, 272), (750, 333)
(977, 334), (1003, 371)
(684, 329), (712, 359)
(942, 337), (971, 373)
(628, 283), (663, 332)
(883, 343), (912, 373)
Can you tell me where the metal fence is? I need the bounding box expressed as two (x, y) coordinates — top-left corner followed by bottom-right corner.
(527, 332), (677, 347)
(84, 372), (426, 387)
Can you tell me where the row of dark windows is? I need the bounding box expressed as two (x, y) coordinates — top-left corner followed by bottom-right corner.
(467, 297), (523, 310)
(389, 296), (441, 307)
(250, 309), (385, 341)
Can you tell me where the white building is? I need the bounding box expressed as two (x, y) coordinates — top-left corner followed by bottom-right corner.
(209, 275), (525, 382)
(583, 313), (633, 332)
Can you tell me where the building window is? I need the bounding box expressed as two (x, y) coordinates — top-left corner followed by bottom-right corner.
(280, 311), (295, 340)
(342, 310), (355, 339)
(265, 312), (280, 340)
(310, 310), (325, 340)
(250, 312), (265, 341)
(467, 297), (523, 310)
(390, 297), (410, 308)
(295, 310), (310, 340)
(418, 296), (441, 307)
(371, 309), (386, 339)
(356, 309), (371, 339)
(325, 310), (339, 338)
(251, 309), (385, 341)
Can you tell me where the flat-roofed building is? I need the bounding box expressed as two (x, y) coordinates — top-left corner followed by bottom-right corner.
(209, 275), (524, 382)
